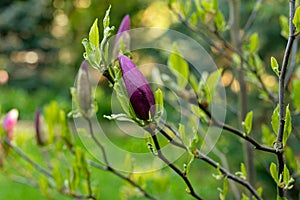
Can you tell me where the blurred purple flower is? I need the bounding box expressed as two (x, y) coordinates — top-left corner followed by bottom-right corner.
(35, 109), (48, 146)
(77, 61), (92, 115)
(113, 15), (130, 57)
(118, 54), (155, 120)
(2, 109), (19, 140)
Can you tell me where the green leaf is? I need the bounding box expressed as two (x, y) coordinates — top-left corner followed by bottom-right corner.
(195, 0), (205, 21)
(241, 193), (250, 200)
(214, 11), (226, 31)
(283, 164), (290, 185)
(292, 6), (300, 32)
(261, 124), (276, 146)
(271, 104), (279, 135)
(283, 104), (292, 145)
(89, 19), (99, 49)
(221, 176), (228, 200)
(178, 123), (186, 145)
(167, 43), (189, 89)
(205, 69), (222, 103)
(240, 163), (247, 179)
(52, 165), (63, 190)
(279, 15), (289, 39)
(103, 5), (111, 29)
(185, 153), (194, 175)
(291, 80), (300, 110)
(270, 57), (280, 76)
(154, 88), (164, 120)
(285, 146), (298, 172)
(212, 0), (219, 12)
(270, 162), (279, 185)
(249, 33), (259, 52)
(243, 111), (253, 135)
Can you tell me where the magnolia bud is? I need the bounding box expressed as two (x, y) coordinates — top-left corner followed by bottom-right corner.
(113, 15), (130, 57)
(118, 54), (155, 120)
(35, 110), (48, 146)
(2, 109), (19, 141)
(77, 61), (92, 115)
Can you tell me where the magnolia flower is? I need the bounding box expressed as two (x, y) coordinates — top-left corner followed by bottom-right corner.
(77, 61), (92, 115)
(113, 15), (130, 57)
(35, 110), (48, 146)
(2, 109), (19, 140)
(118, 54), (155, 120)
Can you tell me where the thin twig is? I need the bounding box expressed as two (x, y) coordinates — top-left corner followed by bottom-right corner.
(159, 122), (262, 199)
(85, 118), (157, 200)
(276, 0), (297, 197)
(146, 126), (203, 200)
(3, 137), (53, 178)
(194, 150), (262, 200)
(88, 160), (157, 200)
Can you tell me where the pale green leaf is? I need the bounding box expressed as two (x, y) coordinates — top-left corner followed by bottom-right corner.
(205, 69), (222, 103)
(270, 162), (279, 184)
(240, 163), (247, 179)
(103, 5), (111, 29)
(154, 88), (164, 119)
(167, 43), (189, 89)
(283, 104), (292, 145)
(241, 193), (250, 200)
(221, 176), (228, 200)
(292, 6), (300, 32)
(271, 104), (279, 135)
(283, 164), (290, 185)
(243, 111), (253, 135)
(178, 123), (186, 145)
(89, 18), (99, 49)
(279, 15), (289, 39)
(261, 124), (276, 146)
(249, 33), (259, 52)
(214, 11), (226, 31)
(270, 57), (280, 76)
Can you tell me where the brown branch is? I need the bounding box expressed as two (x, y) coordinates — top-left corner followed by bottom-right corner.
(194, 149), (262, 200)
(146, 126), (203, 200)
(85, 118), (157, 200)
(276, 0), (297, 197)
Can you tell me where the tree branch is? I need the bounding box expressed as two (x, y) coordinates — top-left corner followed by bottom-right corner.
(194, 149), (262, 200)
(276, 0), (296, 197)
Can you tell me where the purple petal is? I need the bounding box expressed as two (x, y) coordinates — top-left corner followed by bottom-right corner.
(118, 54), (155, 120)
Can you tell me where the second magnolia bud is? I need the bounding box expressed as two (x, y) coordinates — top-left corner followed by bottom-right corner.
(77, 61), (92, 115)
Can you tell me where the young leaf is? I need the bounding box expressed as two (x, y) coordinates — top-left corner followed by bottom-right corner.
(205, 69), (222, 103)
(249, 33), (259, 52)
(178, 123), (186, 145)
(240, 163), (247, 180)
(241, 193), (250, 200)
(261, 124), (276, 146)
(271, 104), (279, 135)
(270, 162), (279, 185)
(89, 19), (99, 49)
(219, 176), (228, 200)
(167, 43), (189, 89)
(283, 104), (292, 145)
(103, 5), (111, 30)
(292, 6), (300, 32)
(285, 146), (298, 172)
(279, 15), (289, 39)
(154, 88), (164, 119)
(270, 57), (280, 76)
(214, 11), (226, 31)
(283, 164), (290, 185)
(243, 111), (253, 135)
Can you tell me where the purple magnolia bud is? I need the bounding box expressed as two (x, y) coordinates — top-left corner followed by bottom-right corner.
(77, 61), (92, 115)
(118, 54), (155, 120)
(35, 110), (48, 146)
(2, 109), (19, 141)
(113, 15), (130, 57)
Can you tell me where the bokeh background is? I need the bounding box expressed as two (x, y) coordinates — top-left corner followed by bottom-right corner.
(1, 0), (299, 199)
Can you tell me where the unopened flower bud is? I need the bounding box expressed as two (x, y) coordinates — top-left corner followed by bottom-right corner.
(35, 110), (48, 146)
(77, 61), (92, 115)
(2, 109), (19, 141)
(118, 54), (155, 120)
(113, 15), (130, 57)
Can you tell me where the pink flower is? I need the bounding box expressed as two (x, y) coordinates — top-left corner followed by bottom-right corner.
(2, 109), (19, 140)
